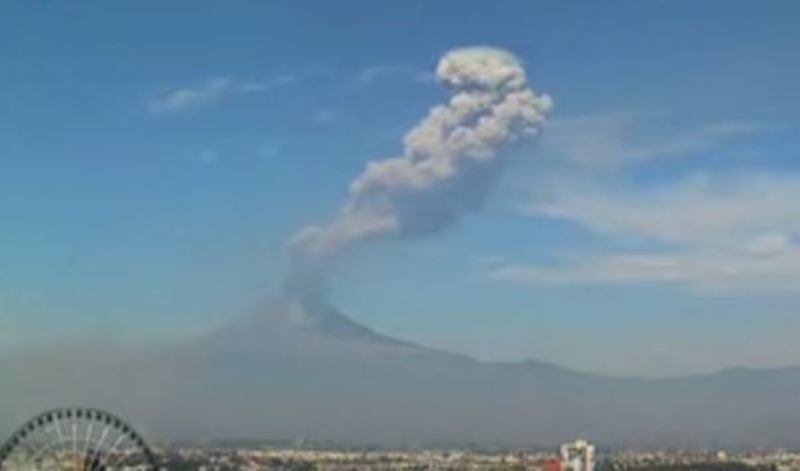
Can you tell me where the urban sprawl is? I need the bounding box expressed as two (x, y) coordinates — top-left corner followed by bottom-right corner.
(154, 440), (800, 470)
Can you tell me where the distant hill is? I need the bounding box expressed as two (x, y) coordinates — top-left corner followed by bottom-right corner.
(3, 295), (800, 448)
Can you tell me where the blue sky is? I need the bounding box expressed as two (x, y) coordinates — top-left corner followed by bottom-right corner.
(2, 0), (799, 376)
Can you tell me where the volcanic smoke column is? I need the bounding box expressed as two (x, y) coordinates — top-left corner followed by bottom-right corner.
(289, 47), (552, 289)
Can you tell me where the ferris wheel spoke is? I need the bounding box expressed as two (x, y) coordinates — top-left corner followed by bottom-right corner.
(91, 424), (127, 468)
(94, 424), (112, 456)
(13, 437), (38, 461)
(40, 419), (64, 456)
(53, 415), (66, 442)
(72, 421), (81, 471)
(80, 419), (95, 469)
(32, 436), (66, 462)
(84, 448), (105, 471)
(105, 448), (135, 470)
(99, 433), (127, 468)
(39, 423), (57, 446)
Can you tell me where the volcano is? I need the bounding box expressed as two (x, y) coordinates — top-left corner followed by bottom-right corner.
(4, 296), (800, 448)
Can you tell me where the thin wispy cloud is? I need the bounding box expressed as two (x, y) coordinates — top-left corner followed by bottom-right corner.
(488, 243), (800, 294)
(494, 172), (800, 293)
(475, 108), (793, 294)
(148, 74), (296, 114)
(257, 144), (280, 159)
(310, 107), (339, 125)
(540, 112), (763, 168)
(353, 64), (435, 87)
(199, 148), (218, 164)
(522, 173), (800, 246)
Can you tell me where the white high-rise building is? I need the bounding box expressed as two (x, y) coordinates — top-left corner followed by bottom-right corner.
(560, 439), (595, 471)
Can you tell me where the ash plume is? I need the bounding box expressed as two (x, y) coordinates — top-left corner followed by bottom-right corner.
(289, 47), (552, 287)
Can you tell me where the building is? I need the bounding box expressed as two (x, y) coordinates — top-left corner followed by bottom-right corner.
(560, 439), (595, 471)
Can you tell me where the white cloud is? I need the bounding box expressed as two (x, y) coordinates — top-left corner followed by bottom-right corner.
(488, 243), (800, 293)
(148, 74), (296, 114)
(522, 173), (800, 246)
(497, 172), (800, 293)
(540, 112), (762, 167)
(354, 64), (435, 86)
(310, 108), (339, 125)
(199, 148), (218, 164)
(257, 144), (280, 159)
(741, 232), (792, 257)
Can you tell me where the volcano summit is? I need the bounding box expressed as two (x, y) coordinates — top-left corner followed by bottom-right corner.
(4, 295), (800, 449)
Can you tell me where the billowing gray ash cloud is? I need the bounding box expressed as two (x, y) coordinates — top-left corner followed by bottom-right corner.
(287, 46), (553, 292)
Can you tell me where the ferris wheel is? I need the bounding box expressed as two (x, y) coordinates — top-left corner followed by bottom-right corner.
(0, 407), (158, 470)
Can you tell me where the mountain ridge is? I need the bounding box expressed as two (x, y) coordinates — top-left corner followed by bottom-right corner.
(3, 296), (800, 448)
